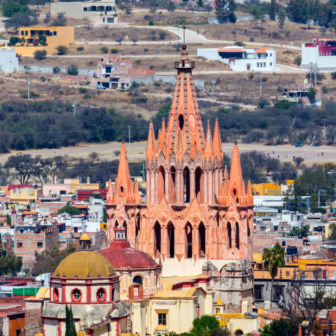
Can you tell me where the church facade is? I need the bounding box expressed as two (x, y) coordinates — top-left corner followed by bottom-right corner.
(105, 44), (254, 280)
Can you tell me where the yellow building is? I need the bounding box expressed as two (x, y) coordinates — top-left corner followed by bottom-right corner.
(252, 182), (281, 196)
(10, 187), (41, 204)
(9, 26), (74, 56)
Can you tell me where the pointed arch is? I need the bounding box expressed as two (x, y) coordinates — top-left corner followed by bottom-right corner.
(135, 214), (140, 248)
(185, 222), (192, 259)
(158, 166), (165, 202)
(195, 166), (203, 203)
(167, 222), (175, 258)
(123, 220), (127, 240)
(235, 222), (240, 249)
(183, 167), (190, 203)
(169, 166), (176, 203)
(154, 221), (161, 258)
(198, 222), (206, 258)
(227, 222), (232, 249)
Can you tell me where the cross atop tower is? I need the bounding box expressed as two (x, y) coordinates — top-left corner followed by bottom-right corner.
(178, 21), (189, 45)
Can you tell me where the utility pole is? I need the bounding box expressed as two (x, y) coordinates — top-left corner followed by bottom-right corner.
(27, 74), (30, 100)
(257, 72), (262, 97)
(73, 83), (77, 116)
(323, 162), (325, 173)
(128, 125), (131, 151)
(211, 75), (216, 99)
(197, 17), (199, 35)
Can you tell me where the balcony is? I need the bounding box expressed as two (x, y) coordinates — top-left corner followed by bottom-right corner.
(174, 61), (195, 69)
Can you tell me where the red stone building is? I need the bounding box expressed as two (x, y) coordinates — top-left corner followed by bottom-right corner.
(106, 44), (254, 280)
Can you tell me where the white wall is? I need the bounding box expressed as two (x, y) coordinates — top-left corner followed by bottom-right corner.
(0, 49), (19, 73)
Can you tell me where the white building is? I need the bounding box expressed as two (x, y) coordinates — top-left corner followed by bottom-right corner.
(0, 48), (18, 73)
(197, 46), (276, 72)
(302, 38), (336, 71)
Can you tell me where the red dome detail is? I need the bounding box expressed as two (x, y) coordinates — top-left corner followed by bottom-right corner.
(99, 240), (158, 269)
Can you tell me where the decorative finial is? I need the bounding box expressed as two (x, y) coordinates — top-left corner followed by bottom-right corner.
(234, 140), (237, 145)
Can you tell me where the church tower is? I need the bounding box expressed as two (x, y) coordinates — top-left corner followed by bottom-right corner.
(106, 44), (254, 276)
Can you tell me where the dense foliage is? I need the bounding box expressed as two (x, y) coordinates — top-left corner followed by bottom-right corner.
(0, 251), (22, 275)
(31, 242), (76, 275)
(260, 318), (298, 336)
(58, 204), (80, 216)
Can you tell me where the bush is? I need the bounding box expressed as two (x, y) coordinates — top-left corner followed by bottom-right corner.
(285, 30), (291, 37)
(79, 88), (87, 93)
(249, 36), (255, 42)
(148, 20), (154, 26)
(243, 130), (264, 143)
(307, 86), (317, 99)
(154, 82), (161, 87)
(274, 100), (295, 109)
(262, 77), (267, 82)
(8, 36), (22, 46)
(248, 72), (254, 80)
(294, 55), (301, 66)
(331, 72), (336, 80)
(110, 48), (119, 54)
(322, 85), (329, 93)
(144, 48), (148, 52)
(234, 41), (245, 46)
(258, 98), (270, 109)
(271, 32), (279, 38)
(77, 46), (84, 51)
(67, 64), (79, 76)
(100, 46), (109, 53)
(159, 31), (166, 39)
(134, 97), (148, 103)
(53, 66), (61, 74)
(34, 50), (47, 60)
(41, 76), (46, 82)
(55, 45), (68, 55)
(83, 94), (91, 99)
(125, 7), (132, 14)
(277, 85), (283, 92)
(114, 150), (121, 156)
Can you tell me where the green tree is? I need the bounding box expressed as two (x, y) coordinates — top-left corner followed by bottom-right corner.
(262, 243), (285, 303)
(2, 1), (29, 17)
(31, 242), (76, 275)
(58, 204), (80, 216)
(5, 13), (34, 33)
(65, 305), (77, 336)
(191, 316), (219, 336)
(197, 0), (204, 7)
(215, 0), (236, 23)
(67, 65), (79, 76)
(289, 224), (309, 237)
(0, 252), (22, 276)
(260, 318), (297, 336)
(6, 214), (11, 227)
(277, 8), (285, 30)
(268, 0), (277, 20)
(250, 6), (265, 28)
(307, 86), (317, 99)
(286, 0), (308, 23)
(34, 50), (47, 60)
(55, 45), (69, 55)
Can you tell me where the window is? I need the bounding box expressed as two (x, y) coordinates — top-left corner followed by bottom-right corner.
(133, 276), (143, 285)
(53, 288), (59, 302)
(21, 31), (24, 36)
(83, 7), (87, 11)
(260, 226), (266, 231)
(25, 31), (28, 36)
(273, 286), (284, 302)
(255, 286), (263, 300)
(215, 308), (220, 314)
(17, 242), (23, 248)
(270, 62), (272, 66)
(270, 53), (272, 56)
(37, 242), (43, 248)
(53, 31), (57, 36)
(257, 63), (259, 67)
(158, 313), (167, 325)
(96, 288), (107, 302)
(71, 288), (82, 303)
(263, 63), (266, 67)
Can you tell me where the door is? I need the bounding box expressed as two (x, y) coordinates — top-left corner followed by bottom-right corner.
(247, 64), (251, 71)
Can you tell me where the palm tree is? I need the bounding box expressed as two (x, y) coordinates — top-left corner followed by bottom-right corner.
(262, 242), (286, 304)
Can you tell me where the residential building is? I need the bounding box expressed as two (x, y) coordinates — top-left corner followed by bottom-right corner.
(197, 46), (276, 71)
(302, 38), (336, 70)
(252, 180), (294, 196)
(276, 83), (322, 107)
(10, 187), (42, 204)
(51, 0), (118, 22)
(90, 56), (155, 89)
(0, 48), (19, 73)
(8, 26), (74, 56)
(0, 297), (26, 336)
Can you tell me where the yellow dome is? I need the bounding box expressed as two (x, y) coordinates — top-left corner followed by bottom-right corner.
(54, 251), (114, 278)
(155, 325), (168, 331)
(80, 234), (91, 241)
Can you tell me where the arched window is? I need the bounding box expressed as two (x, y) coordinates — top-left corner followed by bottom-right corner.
(96, 288), (107, 302)
(199, 222), (206, 258)
(53, 287), (59, 302)
(154, 221), (161, 257)
(106, 5), (112, 10)
(133, 276), (143, 285)
(183, 167), (190, 203)
(227, 222), (232, 249)
(71, 288), (82, 303)
(158, 166), (165, 202)
(235, 223), (240, 249)
(185, 223), (192, 259)
(169, 166), (176, 203)
(179, 114), (184, 130)
(135, 215), (140, 248)
(195, 167), (203, 202)
(123, 221), (127, 240)
(168, 222), (175, 258)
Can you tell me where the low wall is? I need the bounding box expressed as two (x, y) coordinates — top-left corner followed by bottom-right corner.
(18, 65), (94, 76)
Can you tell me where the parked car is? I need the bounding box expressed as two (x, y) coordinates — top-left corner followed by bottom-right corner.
(327, 142), (332, 146)
(295, 142), (304, 147)
(95, 84), (106, 89)
(310, 141), (318, 146)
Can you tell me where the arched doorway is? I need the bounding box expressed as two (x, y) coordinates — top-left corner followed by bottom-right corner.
(195, 167), (203, 202)
(198, 222), (206, 258)
(167, 222), (175, 258)
(133, 276), (143, 285)
(227, 222), (232, 249)
(154, 221), (161, 258)
(158, 166), (165, 202)
(235, 330), (243, 336)
(169, 166), (176, 203)
(183, 167), (190, 203)
(185, 223), (192, 259)
(235, 223), (240, 249)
